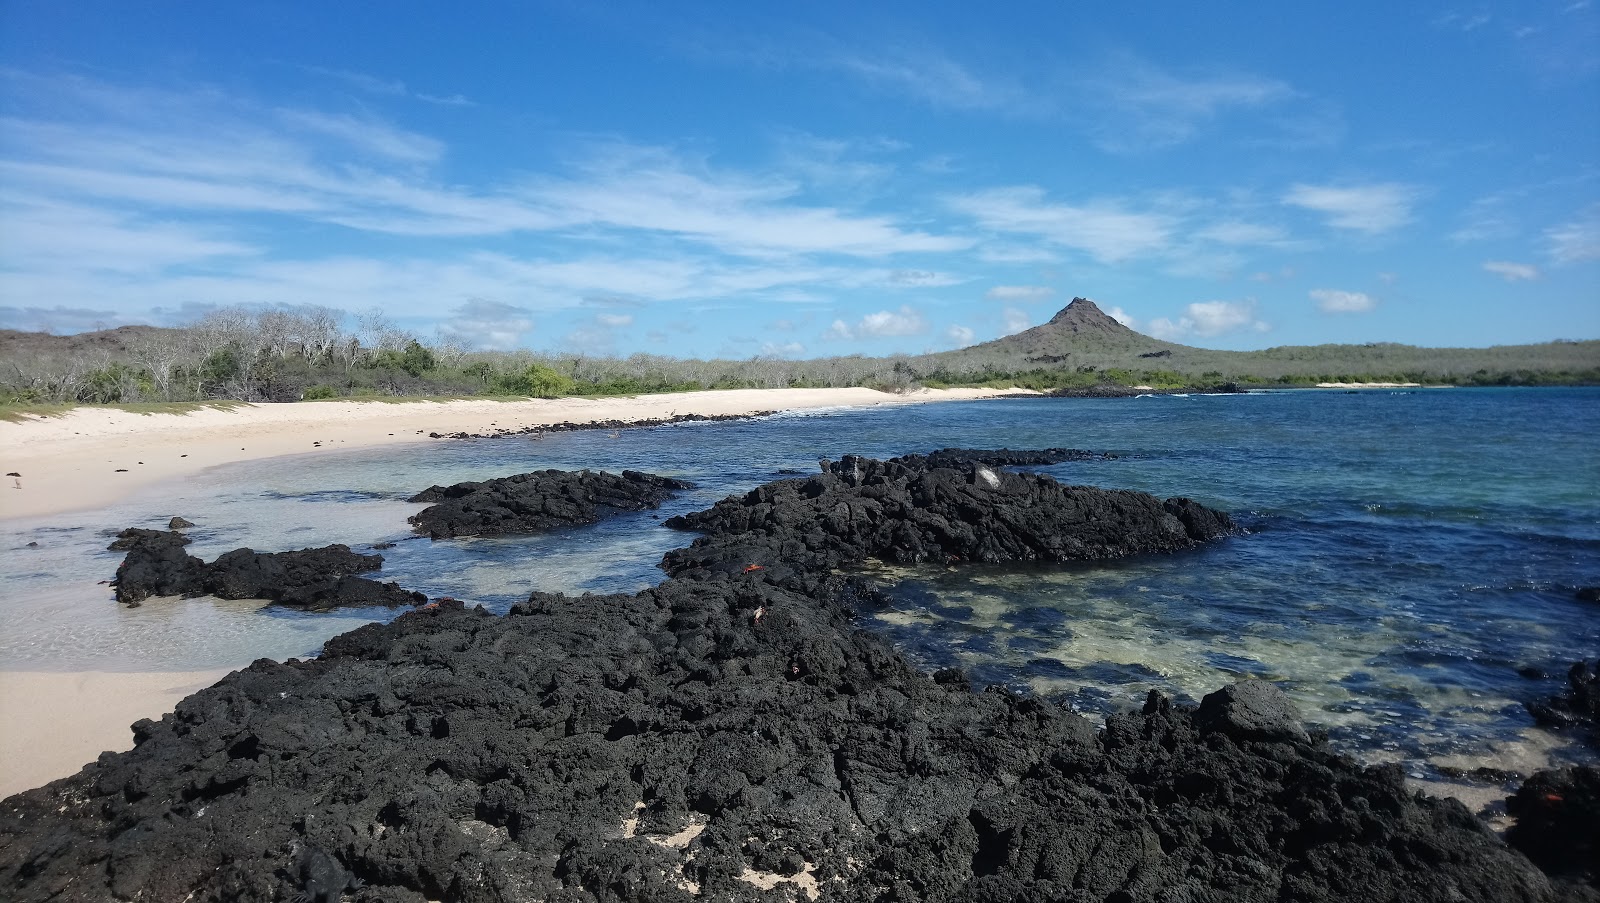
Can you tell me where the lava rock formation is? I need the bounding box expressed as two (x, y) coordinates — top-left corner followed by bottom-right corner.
(110, 529), (425, 610)
(3, 455), (1588, 901)
(408, 469), (695, 539)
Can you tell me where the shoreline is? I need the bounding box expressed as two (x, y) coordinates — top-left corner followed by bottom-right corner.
(0, 387), (1025, 523)
(0, 669), (231, 799)
(0, 387), (1019, 793)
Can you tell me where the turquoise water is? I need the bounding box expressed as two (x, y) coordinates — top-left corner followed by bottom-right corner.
(2, 387), (1597, 784)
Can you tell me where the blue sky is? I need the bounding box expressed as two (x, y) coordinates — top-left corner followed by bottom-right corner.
(1, 2), (1597, 358)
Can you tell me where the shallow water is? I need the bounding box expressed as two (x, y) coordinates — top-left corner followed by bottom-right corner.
(2, 388), (1597, 783)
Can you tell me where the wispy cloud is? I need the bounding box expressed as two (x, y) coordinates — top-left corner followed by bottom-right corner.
(1283, 182), (1418, 233)
(984, 285), (1056, 303)
(1482, 260), (1541, 281)
(950, 186), (1175, 263)
(945, 324), (975, 346)
(826, 48), (1025, 113)
(274, 110), (444, 164)
(1310, 289), (1377, 314)
(1082, 56), (1294, 151)
(1546, 205), (1600, 262)
(301, 65), (474, 106)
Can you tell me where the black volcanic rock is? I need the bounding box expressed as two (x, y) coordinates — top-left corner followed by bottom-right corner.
(1508, 766), (1600, 886)
(888, 447), (1117, 468)
(408, 469), (694, 539)
(111, 530), (206, 604)
(107, 526), (191, 552)
(6, 456), (1576, 901)
(0, 576), (1567, 902)
(1528, 659), (1600, 747)
(662, 453), (1231, 581)
(110, 531), (423, 610)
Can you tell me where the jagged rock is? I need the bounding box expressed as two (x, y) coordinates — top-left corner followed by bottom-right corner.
(169, 516), (195, 529)
(1194, 678), (1310, 744)
(111, 530), (205, 605)
(1508, 766), (1600, 887)
(408, 469), (694, 539)
(2, 454), (1575, 901)
(1528, 659), (1600, 748)
(108, 526), (190, 552)
(110, 531), (424, 611)
(662, 454), (1231, 581)
(0, 578), (1566, 902)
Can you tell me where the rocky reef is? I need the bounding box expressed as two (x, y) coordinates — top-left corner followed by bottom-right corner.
(4, 453), (1591, 901)
(110, 528), (425, 610)
(408, 469), (694, 539)
(662, 454), (1231, 584)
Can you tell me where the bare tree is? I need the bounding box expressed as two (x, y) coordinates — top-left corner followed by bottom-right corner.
(125, 331), (191, 401)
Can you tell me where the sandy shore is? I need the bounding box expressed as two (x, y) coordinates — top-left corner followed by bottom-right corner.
(0, 670), (231, 798)
(0, 387), (1021, 796)
(0, 387), (1022, 523)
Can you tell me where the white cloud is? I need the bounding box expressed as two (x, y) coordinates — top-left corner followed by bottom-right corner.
(950, 186), (1174, 263)
(820, 307), (929, 341)
(1147, 299), (1270, 339)
(596, 313), (634, 327)
(760, 340), (806, 357)
(858, 305), (928, 337)
(1283, 182), (1417, 233)
(1546, 206), (1600, 262)
(1104, 306), (1136, 328)
(945, 324), (975, 346)
(1310, 289), (1377, 314)
(437, 299), (535, 351)
(984, 285), (1056, 302)
(1482, 260), (1541, 281)
(1001, 307), (1033, 335)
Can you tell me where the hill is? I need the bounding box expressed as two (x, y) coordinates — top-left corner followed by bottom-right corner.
(910, 298), (1600, 386)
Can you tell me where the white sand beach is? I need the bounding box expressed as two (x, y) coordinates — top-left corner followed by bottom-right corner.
(0, 387), (1024, 523)
(0, 386), (1021, 795)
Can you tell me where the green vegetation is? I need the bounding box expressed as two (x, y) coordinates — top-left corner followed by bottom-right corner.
(1, 304), (1595, 412)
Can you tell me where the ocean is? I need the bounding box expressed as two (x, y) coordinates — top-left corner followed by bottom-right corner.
(3, 387), (1597, 789)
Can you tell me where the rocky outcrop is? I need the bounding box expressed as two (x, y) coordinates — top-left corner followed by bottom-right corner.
(110, 530), (425, 610)
(5, 454), (1578, 902)
(0, 579), (1566, 903)
(662, 454), (1231, 582)
(1528, 659), (1600, 748)
(1508, 766), (1600, 889)
(408, 469), (694, 539)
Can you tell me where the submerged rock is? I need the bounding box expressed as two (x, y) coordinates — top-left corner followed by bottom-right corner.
(110, 530), (425, 610)
(1528, 659), (1600, 748)
(408, 468), (695, 539)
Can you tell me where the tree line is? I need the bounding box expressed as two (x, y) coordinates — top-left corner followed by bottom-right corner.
(2, 306), (1596, 407)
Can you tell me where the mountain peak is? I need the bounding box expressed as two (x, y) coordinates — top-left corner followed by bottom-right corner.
(1047, 297), (1125, 333)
